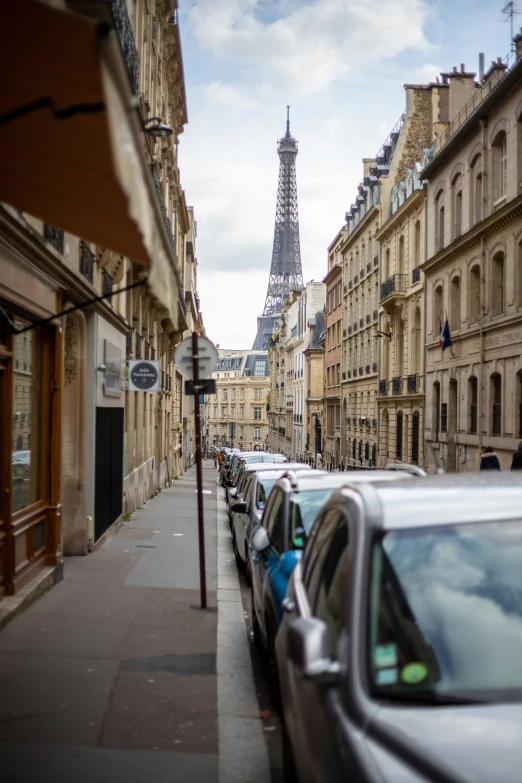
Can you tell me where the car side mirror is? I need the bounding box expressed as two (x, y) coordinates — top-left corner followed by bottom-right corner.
(279, 550), (302, 577)
(252, 526), (270, 552)
(231, 501), (247, 514)
(287, 617), (340, 685)
(228, 487), (238, 499)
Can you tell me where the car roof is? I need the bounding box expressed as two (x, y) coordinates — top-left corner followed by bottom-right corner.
(338, 472), (522, 531)
(245, 463), (314, 476)
(275, 469), (409, 493)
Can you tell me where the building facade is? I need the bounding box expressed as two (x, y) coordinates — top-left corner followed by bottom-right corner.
(422, 45), (522, 472)
(323, 238), (344, 468)
(209, 350), (270, 451)
(0, 0), (200, 605)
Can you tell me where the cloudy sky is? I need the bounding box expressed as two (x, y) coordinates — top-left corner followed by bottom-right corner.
(178, 0), (513, 349)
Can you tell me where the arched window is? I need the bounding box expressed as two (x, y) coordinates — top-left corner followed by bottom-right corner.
(433, 381), (441, 434)
(414, 220), (421, 267)
(455, 189), (462, 238)
(450, 276), (460, 331)
(439, 205), (445, 250)
(475, 173), (483, 223)
(492, 132), (508, 202)
(384, 248), (390, 280)
(411, 308), (421, 374)
(469, 376), (478, 434)
(396, 411), (403, 460)
(412, 411), (420, 465)
(434, 284), (443, 334)
(492, 251), (505, 316)
(398, 236), (405, 275)
(469, 265), (480, 325)
(491, 373), (502, 436)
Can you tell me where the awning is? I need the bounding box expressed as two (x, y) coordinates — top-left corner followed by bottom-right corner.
(0, 0), (179, 328)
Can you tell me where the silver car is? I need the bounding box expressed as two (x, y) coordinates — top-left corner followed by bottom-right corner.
(230, 464), (313, 569)
(276, 472), (522, 783)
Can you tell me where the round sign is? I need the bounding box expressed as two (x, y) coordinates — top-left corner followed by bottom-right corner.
(130, 361), (159, 390)
(174, 336), (219, 379)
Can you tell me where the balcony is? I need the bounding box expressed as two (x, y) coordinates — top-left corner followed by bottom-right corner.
(79, 240), (94, 284)
(110, 0), (140, 95)
(44, 224), (64, 254)
(392, 376), (403, 395)
(407, 374), (419, 394)
(412, 266), (421, 284)
(380, 273), (407, 304)
(379, 379), (388, 396)
(102, 269), (113, 297)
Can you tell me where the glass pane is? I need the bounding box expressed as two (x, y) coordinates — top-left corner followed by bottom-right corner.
(12, 322), (42, 513)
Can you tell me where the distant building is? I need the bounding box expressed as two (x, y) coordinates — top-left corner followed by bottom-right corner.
(208, 350), (270, 450)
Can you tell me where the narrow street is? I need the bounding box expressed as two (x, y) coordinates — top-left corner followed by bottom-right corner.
(0, 463), (271, 783)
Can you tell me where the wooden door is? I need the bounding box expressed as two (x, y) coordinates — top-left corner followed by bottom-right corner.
(94, 407), (124, 541)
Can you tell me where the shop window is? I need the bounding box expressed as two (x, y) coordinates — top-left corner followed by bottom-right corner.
(12, 323), (42, 513)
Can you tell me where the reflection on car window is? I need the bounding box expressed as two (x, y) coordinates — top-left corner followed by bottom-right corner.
(267, 491), (284, 552)
(257, 479), (277, 510)
(369, 521), (522, 698)
(244, 474), (255, 504)
(289, 489), (331, 550)
(314, 523), (351, 656)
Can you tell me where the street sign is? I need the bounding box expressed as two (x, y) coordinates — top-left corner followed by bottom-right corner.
(184, 379), (216, 396)
(128, 360), (160, 391)
(174, 335), (218, 379)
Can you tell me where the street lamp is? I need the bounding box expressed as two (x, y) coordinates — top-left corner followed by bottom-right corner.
(373, 330), (392, 341)
(143, 117), (173, 138)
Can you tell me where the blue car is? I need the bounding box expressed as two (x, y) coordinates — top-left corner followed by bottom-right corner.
(249, 471), (353, 663)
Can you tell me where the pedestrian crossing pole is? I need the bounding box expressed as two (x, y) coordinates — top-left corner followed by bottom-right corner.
(192, 331), (207, 610)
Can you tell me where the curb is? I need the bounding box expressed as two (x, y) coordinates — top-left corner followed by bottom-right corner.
(0, 563), (62, 633)
(216, 486), (270, 783)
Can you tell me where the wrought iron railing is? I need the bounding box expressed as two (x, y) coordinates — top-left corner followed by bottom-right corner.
(380, 273), (407, 302)
(392, 376), (403, 395)
(110, 0), (140, 95)
(407, 374), (418, 394)
(102, 269), (113, 297)
(79, 240), (94, 283)
(44, 224), (64, 254)
(379, 379), (388, 396)
(412, 266), (421, 284)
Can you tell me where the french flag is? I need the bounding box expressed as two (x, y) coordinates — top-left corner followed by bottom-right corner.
(439, 316), (452, 352)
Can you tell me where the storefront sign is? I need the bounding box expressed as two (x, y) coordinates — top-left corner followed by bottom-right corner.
(128, 360), (160, 391)
(103, 339), (123, 397)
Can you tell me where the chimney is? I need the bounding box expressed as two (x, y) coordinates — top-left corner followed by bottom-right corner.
(514, 28), (522, 59)
(483, 57), (508, 83)
(440, 64), (477, 122)
(363, 158), (373, 179)
(478, 53), (485, 81)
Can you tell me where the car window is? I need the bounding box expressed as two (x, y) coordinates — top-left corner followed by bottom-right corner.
(265, 489), (285, 553)
(244, 474), (255, 505)
(312, 523), (351, 656)
(262, 487), (281, 529)
(303, 508), (343, 586)
(256, 478), (277, 510)
(288, 489), (332, 550)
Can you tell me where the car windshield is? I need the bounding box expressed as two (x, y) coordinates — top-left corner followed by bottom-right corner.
(368, 520), (522, 701)
(289, 489), (332, 549)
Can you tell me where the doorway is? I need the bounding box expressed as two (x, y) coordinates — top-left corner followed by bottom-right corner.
(94, 407), (124, 541)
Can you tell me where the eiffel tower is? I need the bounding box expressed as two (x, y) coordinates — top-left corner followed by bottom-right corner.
(252, 108), (304, 350)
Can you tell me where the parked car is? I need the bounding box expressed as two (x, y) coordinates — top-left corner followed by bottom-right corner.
(276, 472), (522, 783)
(229, 464), (315, 570)
(384, 462), (427, 477)
(249, 471), (410, 665)
(225, 452), (287, 501)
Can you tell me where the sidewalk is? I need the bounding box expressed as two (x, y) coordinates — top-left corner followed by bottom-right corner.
(0, 462), (269, 783)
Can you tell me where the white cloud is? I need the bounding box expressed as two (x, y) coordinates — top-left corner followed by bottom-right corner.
(203, 82), (255, 110)
(188, 0), (431, 96)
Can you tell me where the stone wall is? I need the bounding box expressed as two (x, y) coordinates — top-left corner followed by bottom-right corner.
(395, 88), (433, 184)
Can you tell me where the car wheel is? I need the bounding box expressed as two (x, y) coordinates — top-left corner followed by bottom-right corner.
(245, 546), (252, 585)
(232, 531), (242, 567)
(251, 591), (262, 647)
(281, 713), (298, 783)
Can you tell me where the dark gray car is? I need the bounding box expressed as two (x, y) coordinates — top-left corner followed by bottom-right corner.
(276, 473), (522, 783)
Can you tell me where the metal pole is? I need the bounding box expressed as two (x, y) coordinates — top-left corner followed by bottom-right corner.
(192, 331), (207, 609)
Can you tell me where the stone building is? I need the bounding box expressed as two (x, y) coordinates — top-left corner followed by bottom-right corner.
(422, 44), (522, 472)
(340, 82), (449, 469)
(323, 233), (345, 468)
(0, 0), (197, 603)
(209, 350), (270, 451)
(304, 306), (326, 466)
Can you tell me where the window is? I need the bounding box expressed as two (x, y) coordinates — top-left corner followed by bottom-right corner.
(222, 388), (228, 401)
(434, 284), (443, 335)
(433, 382), (441, 433)
(450, 276), (460, 331)
(384, 248), (390, 279)
(500, 136), (507, 198)
(309, 520), (350, 654)
(455, 189), (462, 238)
(469, 265), (480, 325)
(396, 411), (403, 460)
(475, 173), (483, 223)
(517, 371), (522, 438)
(396, 319), (404, 377)
(438, 205), (445, 251)
(265, 490), (285, 553)
(492, 374), (501, 436)
(411, 411), (420, 464)
(253, 360), (265, 376)
(518, 241), (522, 308)
(469, 377), (478, 434)
(254, 407), (262, 420)
(492, 132), (508, 202)
(398, 236), (404, 275)
(254, 427), (260, 440)
(254, 388), (262, 400)
(492, 252), (505, 316)
(239, 406), (244, 419)
(414, 220), (421, 266)
(411, 308), (421, 374)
